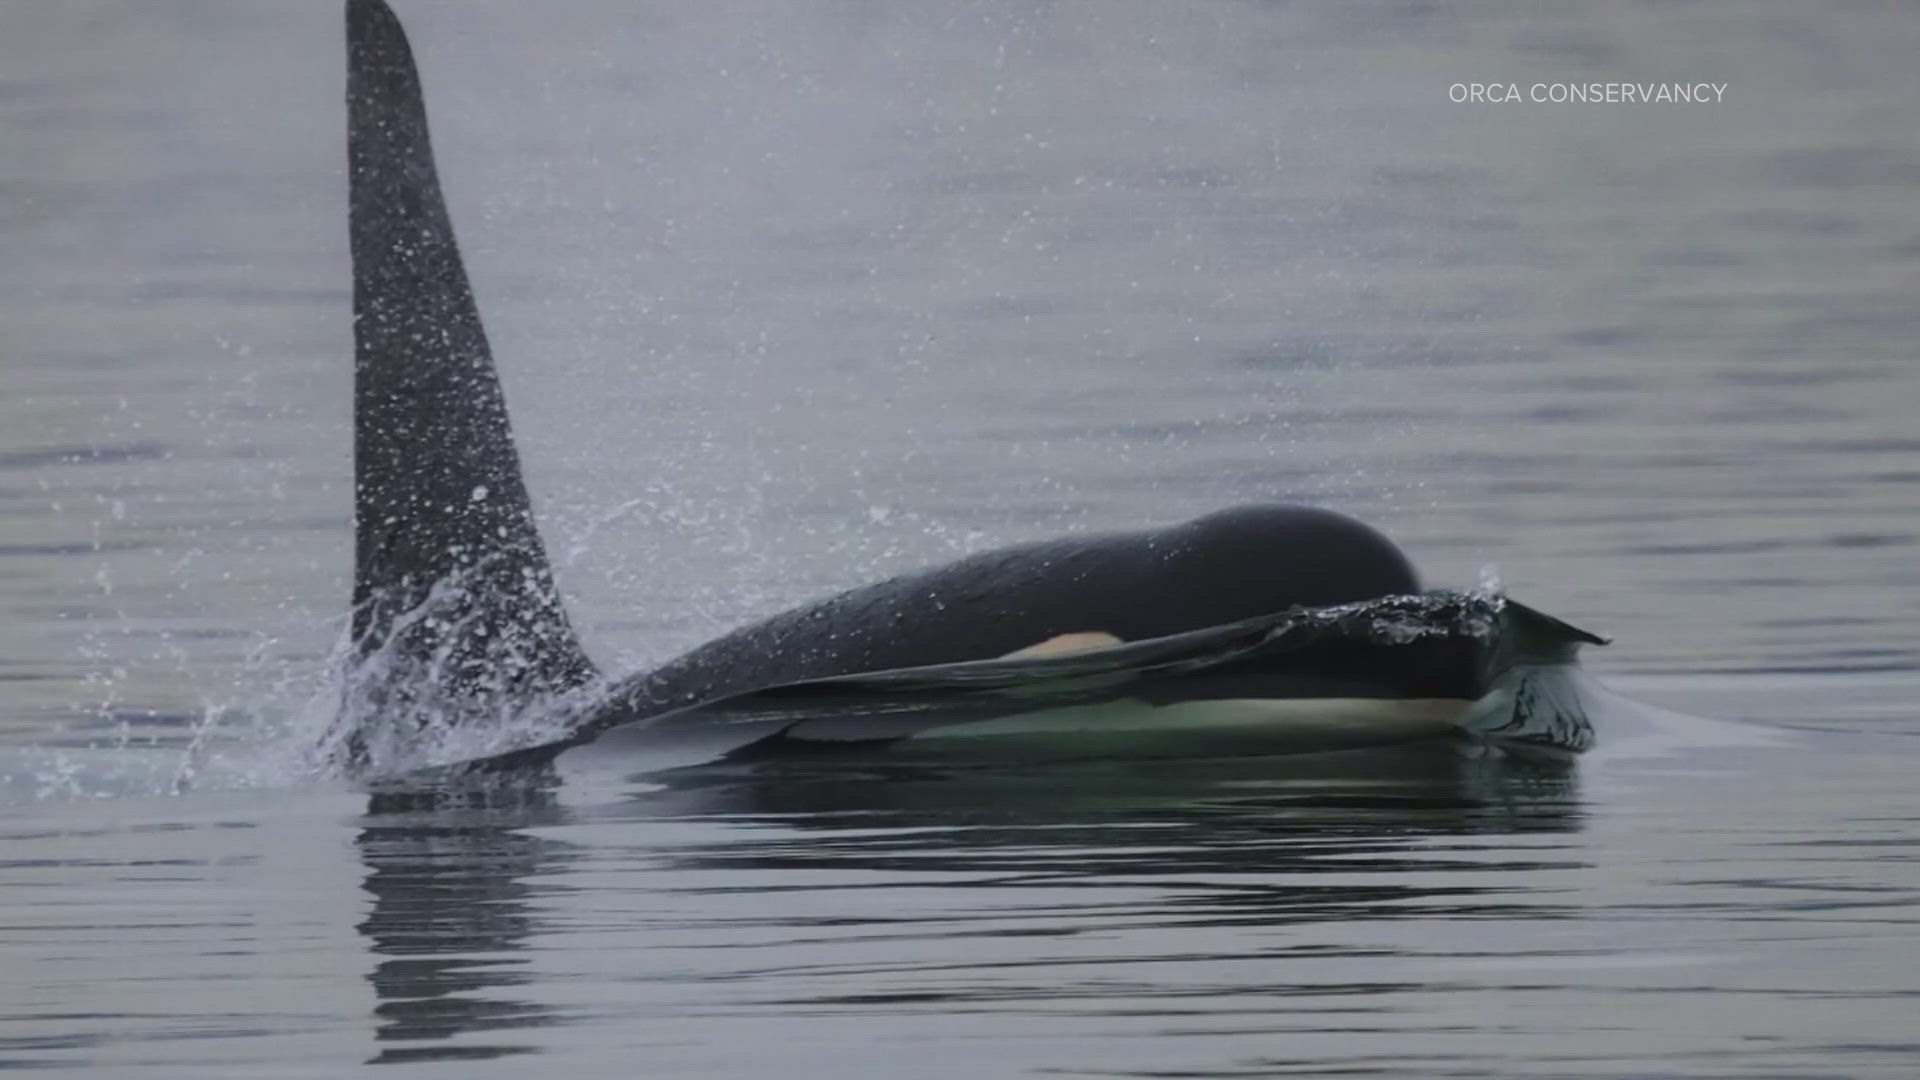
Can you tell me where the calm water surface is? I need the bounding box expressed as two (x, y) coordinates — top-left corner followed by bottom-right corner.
(3, 2), (1917, 1075)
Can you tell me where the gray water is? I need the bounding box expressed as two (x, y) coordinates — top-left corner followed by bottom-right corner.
(3, 2), (1917, 1075)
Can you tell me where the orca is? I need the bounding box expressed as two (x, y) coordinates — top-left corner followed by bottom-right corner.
(337, 0), (1603, 779)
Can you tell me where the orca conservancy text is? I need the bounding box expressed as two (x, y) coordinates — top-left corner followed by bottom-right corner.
(1449, 82), (1728, 104)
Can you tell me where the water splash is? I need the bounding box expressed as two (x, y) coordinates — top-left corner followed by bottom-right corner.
(314, 560), (606, 781)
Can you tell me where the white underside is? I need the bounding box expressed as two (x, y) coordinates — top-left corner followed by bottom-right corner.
(771, 693), (1490, 761)
(900, 695), (1474, 741)
(600, 664), (1589, 764)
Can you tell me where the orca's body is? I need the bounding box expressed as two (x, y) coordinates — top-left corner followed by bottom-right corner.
(337, 0), (1601, 779)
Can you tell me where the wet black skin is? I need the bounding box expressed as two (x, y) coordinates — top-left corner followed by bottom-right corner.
(586, 504), (1425, 735)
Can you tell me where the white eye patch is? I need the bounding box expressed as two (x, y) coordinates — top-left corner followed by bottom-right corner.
(999, 631), (1124, 659)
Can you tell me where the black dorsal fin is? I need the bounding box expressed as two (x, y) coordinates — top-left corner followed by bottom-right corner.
(343, 0), (595, 764)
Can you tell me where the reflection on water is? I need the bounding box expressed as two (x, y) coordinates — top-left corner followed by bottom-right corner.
(357, 785), (570, 1063)
(6, 693), (1916, 1075)
(630, 746), (1581, 839)
(354, 749), (1579, 1062)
